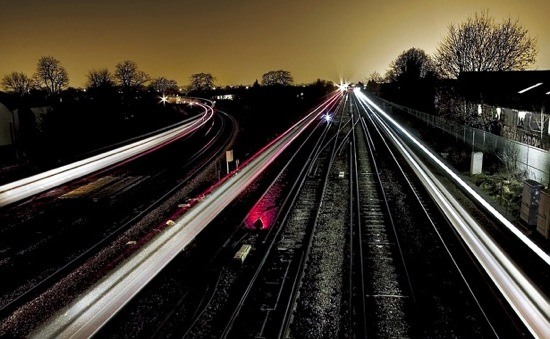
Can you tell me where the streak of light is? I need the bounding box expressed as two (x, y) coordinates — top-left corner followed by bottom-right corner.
(355, 91), (549, 265)
(354, 91), (550, 339)
(0, 104), (214, 208)
(31, 90), (345, 338)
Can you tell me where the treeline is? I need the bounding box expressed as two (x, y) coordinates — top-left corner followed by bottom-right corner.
(0, 57), (198, 170)
(366, 10), (538, 122)
(0, 54), (334, 176)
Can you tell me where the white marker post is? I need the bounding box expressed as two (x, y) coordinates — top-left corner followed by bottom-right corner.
(226, 149), (233, 174)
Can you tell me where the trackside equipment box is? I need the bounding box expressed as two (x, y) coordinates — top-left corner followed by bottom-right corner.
(520, 179), (544, 226)
(537, 189), (550, 239)
(234, 244), (252, 264)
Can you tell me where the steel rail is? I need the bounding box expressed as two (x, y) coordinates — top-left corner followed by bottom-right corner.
(31, 92), (342, 339)
(0, 103), (213, 208)
(357, 91), (550, 339)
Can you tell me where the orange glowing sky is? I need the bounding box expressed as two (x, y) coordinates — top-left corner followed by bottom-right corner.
(1, 0), (549, 88)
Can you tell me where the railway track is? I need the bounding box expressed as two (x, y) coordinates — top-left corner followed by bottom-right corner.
(212, 101), (339, 338)
(0, 111), (235, 337)
(169, 93), (418, 338)
(350, 101), (413, 337)
(173, 92), (523, 338)
(51, 90), (547, 338)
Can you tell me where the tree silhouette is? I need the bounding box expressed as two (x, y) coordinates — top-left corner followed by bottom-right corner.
(86, 68), (115, 89)
(114, 60), (150, 89)
(1, 71), (35, 95)
(366, 71), (384, 94)
(34, 56), (69, 94)
(385, 48), (436, 83)
(189, 73), (215, 91)
(261, 70), (294, 86)
(150, 77), (179, 94)
(382, 48), (438, 112)
(436, 10), (538, 78)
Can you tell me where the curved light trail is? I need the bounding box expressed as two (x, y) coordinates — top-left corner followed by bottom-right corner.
(30, 91), (342, 338)
(0, 102), (214, 208)
(354, 90), (550, 339)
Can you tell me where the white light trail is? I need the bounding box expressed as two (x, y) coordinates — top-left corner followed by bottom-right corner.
(356, 91), (550, 265)
(30, 92), (342, 338)
(0, 104), (214, 208)
(355, 91), (550, 338)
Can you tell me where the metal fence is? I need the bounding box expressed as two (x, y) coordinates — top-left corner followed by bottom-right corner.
(375, 97), (550, 185)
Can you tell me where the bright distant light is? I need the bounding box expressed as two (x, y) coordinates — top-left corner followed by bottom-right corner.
(324, 113), (332, 122)
(159, 95), (168, 105)
(353, 87), (361, 93)
(337, 82), (349, 93)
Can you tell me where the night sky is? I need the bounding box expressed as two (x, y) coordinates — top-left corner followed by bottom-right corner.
(1, 0), (549, 87)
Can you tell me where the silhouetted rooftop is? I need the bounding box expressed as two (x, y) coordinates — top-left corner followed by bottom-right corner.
(457, 70), (550, 111)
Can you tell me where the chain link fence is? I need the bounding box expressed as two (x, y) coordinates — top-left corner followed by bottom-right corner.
(374, 97), (550, 186)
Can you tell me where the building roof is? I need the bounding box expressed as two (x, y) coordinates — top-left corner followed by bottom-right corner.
(457, 70), (550, 111)
(0, 92), (18, 111)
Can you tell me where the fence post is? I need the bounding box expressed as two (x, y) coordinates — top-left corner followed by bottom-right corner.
(525, 149), (531, 177)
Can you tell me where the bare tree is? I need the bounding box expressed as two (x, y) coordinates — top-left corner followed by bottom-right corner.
(385, 48), (436, 83)
(34, 56), (69, 94)
(496, 140), (522, 177)
(150, 77), (179, 94)
(114, 60), (150, 89)
(189, 73), (215, 91)
(366, 71), (384, 94)
(1, 71), (35, 95)
(261, 70), (294, 86)
(435, 11), (538, 78)
(367, 71), (384, 84)
(86, 68), (115, 89)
